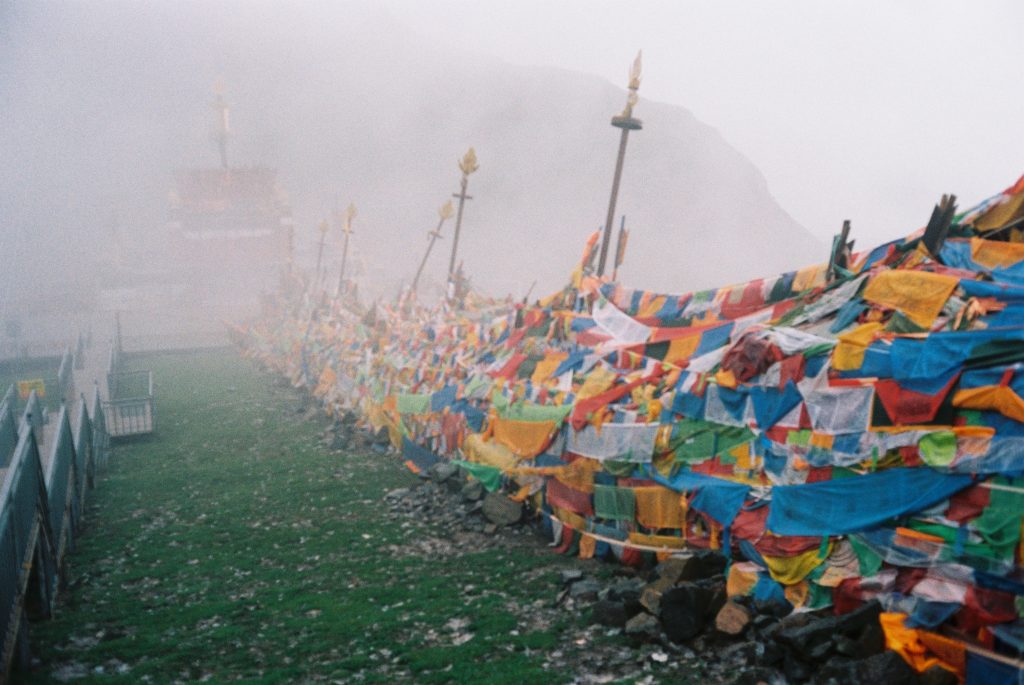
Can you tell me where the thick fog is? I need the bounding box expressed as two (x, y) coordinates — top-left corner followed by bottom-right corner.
(1, 1), (1021, 347)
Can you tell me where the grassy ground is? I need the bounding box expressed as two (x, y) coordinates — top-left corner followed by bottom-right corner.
(17, 349), (612, 684)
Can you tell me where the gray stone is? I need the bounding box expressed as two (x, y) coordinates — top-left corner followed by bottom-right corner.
(430, 462), (459, 483)
(590, 600), (629, 628)
(639, 585), (663, 615)
(775, 601), (881, 660)
(625, 613), (660, 641)
(569, 579), (602, 601)
(460, 480), (485, 502)
(560, 568), (585, 585)
(481, 492), (522, 526)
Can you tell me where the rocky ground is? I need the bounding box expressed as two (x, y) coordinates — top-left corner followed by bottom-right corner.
(340, 413), (957, 685)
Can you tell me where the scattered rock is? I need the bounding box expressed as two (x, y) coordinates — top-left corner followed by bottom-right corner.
(782, 652), (813, 682)
(590, 600), (629, 628)
(430, 462), (459, 483)
(858, 650), (918, 685)
(569, 579), (602, 601)
(460, 480), (485, 502)
(715, 599), (753, 637)
(481, 492), (522, 526)
(625, 613), (660, 641)
(560, 569), (585, 585)
(639, 585), (664, 615)
(775, 601), (881, 662)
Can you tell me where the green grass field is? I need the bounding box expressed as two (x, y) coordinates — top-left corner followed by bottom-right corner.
(18, 349), (616, 684)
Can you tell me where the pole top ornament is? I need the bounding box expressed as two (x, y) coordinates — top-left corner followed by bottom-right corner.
(459, 147), (479, 177)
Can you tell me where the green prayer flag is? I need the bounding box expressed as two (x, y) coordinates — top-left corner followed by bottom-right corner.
(396, 393), (431, 414)
(593, 485), (636, 522)
(452, 460), (503, 492)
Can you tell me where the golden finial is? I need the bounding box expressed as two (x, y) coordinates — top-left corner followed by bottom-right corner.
(439, 199), (455, 220)
(318, 219), (329, 234)
(459, 147), (479, 177)
(621, 51), (643, 118)
(628, 51), (642, 91)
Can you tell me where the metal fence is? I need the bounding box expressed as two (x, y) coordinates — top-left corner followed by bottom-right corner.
(0, 390), (16, 469)
(43, 406), (79, 586)
(104, 346), (155, 438)
(89, 387), (109, 468)
(0, 420), (57, 680)
(56, 348), (74, 407)
(20, 391), (43, 447)
(0, 370), (106, 680)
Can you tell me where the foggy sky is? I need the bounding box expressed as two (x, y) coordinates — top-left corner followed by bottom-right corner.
(2, 0), (1022, 327)
(389, 0), (1024, 247)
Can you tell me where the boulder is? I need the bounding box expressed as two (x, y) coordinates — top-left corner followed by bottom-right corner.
(653, 551), (728, 585)
(481, 492), (522, 526)
(659, 581), (724, 643)
(774, 601), (881, 660)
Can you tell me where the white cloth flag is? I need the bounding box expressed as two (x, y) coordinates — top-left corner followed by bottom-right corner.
(592, 296), (652, 345)
(567, 422), (660, 463)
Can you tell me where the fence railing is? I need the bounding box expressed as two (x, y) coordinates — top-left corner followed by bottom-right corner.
(104, 345), (155, 438)
(73, 395), (95, 499)
(20, 390), (43, 446)
(44, 406), (79, 586)
(56, 348), (74, 406)
(0, 343), (108, 680)
(0, 390), (17, 469)
(89, 386), (109, 468)
(0, 420), (57, 680)
(0, 386), (13, 418)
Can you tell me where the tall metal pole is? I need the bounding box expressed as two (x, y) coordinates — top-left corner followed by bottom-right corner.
(213, 86), (230, 170)
(337, 203), (357, 296)
(314, 219), (329, 289)
(612, 215), (629, 282)
(596, 52), (643, 278)
(412, 200), (454, 294)
(447, 148), (479, 288)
